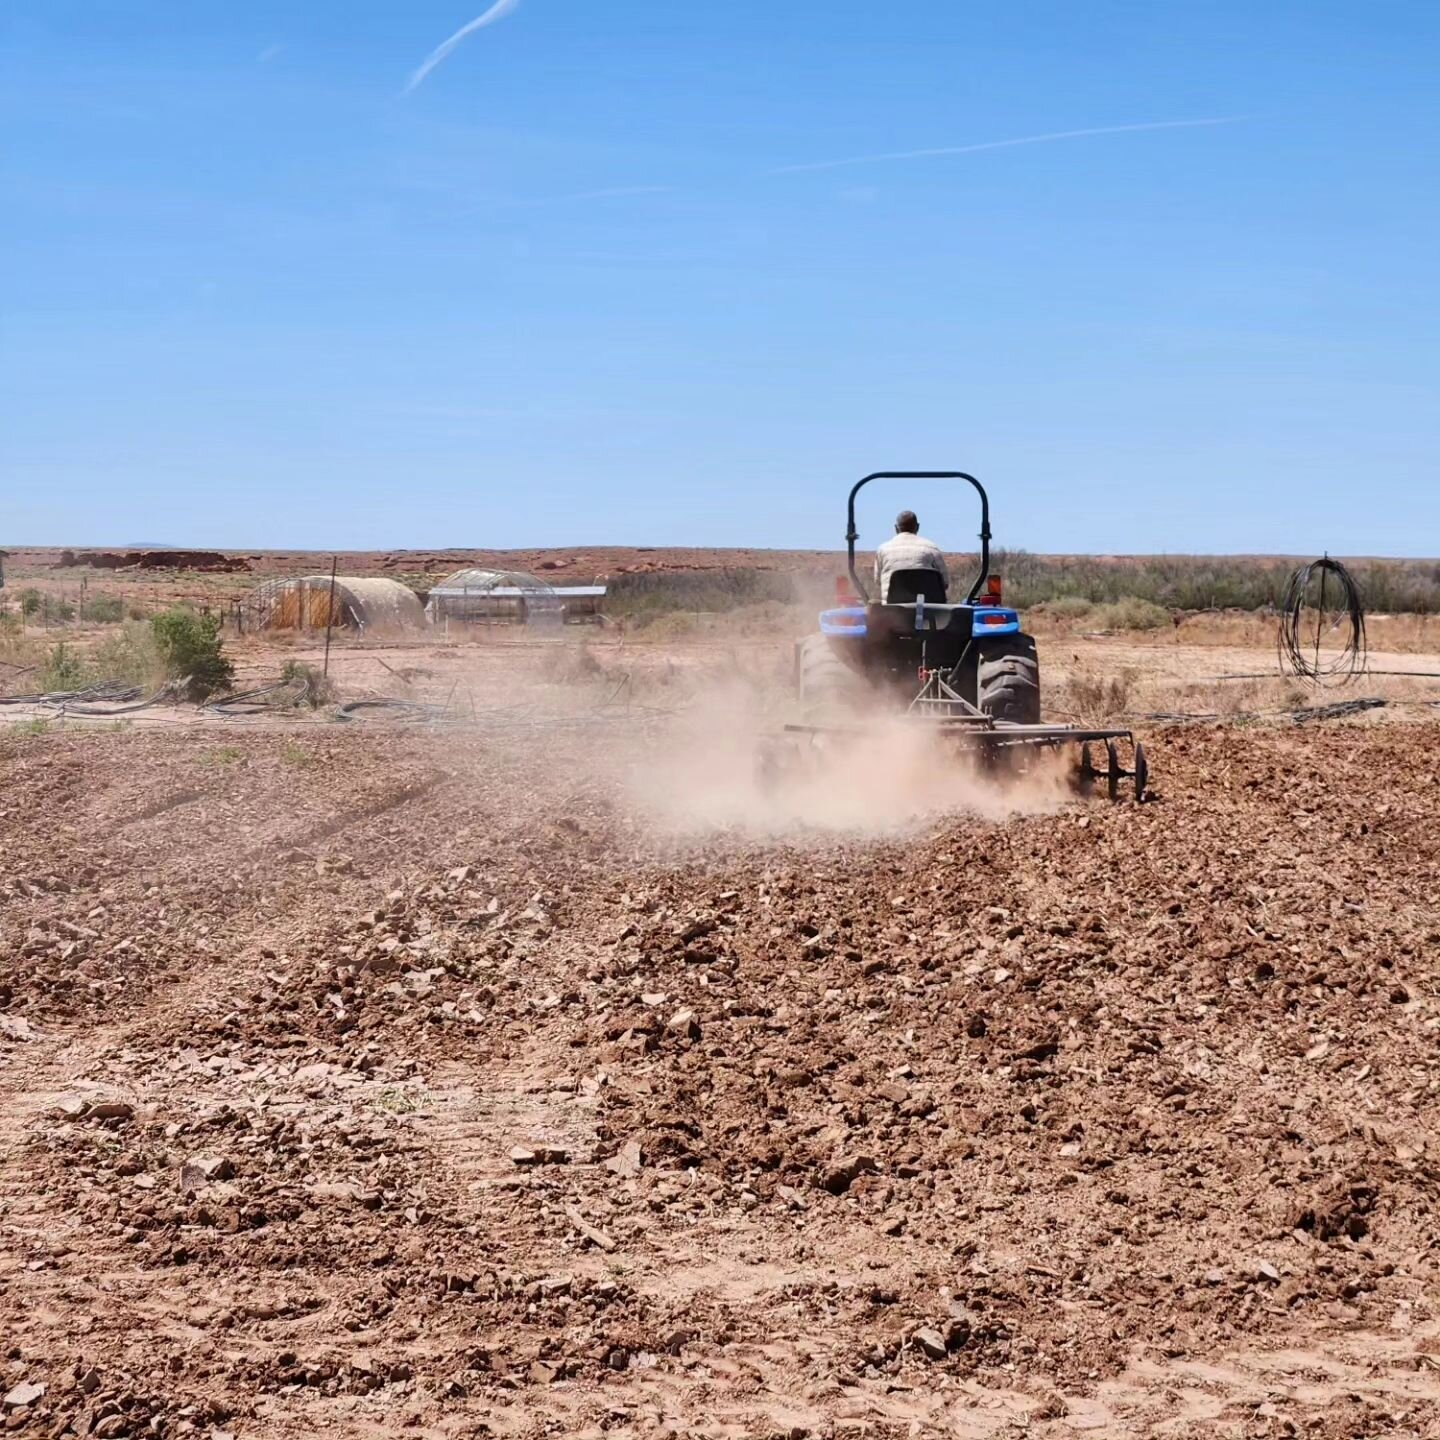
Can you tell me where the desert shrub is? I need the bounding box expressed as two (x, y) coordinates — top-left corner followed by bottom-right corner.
(20, 593), (78, 624)
(151, 607), (233, 700)
(1091, 598), (1171, 631)
(39, 642), (88, 692)
(280, 659), (336, 707)
(594, 555), (1440, 624)
(0, 612), (20, 637)
(80, 594), (125, 624)
(976, 550), (1440, 615)
(1036, 595), (1093, 620)
(90, 623), (164, 690)
(1359, 563), (1440, 614)
(605, 569), (797, 624)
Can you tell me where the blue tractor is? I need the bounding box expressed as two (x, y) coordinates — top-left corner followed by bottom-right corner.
(791, 471), (1147, 800)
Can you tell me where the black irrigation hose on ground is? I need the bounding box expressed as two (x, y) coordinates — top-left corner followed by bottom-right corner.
(61, 685), (179, 716)
(202, 675), (311, 715)
(1278, 556), (1367, 684)
(3, 675), (310, 719)
(335, 698), (449, 723)
(0, 682), (146, 710)
(1135, 696), (1434, 726)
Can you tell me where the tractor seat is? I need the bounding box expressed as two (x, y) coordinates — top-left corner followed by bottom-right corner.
(884, 568), (948, 605)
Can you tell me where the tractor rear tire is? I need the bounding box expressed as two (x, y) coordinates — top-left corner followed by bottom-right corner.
(797, 634), (869, 718)
(977, 635), (1041, 725)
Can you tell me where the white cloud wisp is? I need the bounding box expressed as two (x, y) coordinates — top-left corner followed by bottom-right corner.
(403, 0), (522, 96)
(771, 117), (1244, 175)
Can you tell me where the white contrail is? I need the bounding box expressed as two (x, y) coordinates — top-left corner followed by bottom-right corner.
(403, 0), (522, 96)
(771, 117), (1243, 175)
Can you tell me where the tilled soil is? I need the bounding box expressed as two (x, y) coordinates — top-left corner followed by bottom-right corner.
(3, 717), (1440, 1439)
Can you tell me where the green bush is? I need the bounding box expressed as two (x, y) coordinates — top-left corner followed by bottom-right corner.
(40, 642), (88, 692)
(19, 588), (42, 617)
(151, 607), (233, 700)
(80, 594), (125, 624)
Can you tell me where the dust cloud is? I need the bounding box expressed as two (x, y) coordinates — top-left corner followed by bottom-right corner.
(629, 683), (1078, 840)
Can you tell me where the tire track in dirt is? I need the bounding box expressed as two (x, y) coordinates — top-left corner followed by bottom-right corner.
(115, 786), (208, 829)
(258, 772), (448, 858)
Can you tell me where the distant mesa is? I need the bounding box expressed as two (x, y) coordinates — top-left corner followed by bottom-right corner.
(54, 548), (251, 573)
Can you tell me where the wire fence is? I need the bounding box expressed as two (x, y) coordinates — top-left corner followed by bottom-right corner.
(0, 584), (207, 631)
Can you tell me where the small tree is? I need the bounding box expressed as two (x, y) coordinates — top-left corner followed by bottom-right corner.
(151, 607), (233, 700)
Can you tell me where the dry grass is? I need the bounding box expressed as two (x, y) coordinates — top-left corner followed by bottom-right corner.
(1058, 668), (1136, 722)
(0, 635), (45, 695)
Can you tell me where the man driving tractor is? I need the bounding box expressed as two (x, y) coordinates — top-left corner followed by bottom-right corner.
(873, 509), (949, 603)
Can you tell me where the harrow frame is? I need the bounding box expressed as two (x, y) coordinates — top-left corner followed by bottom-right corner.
(779, 671), (1149, 801)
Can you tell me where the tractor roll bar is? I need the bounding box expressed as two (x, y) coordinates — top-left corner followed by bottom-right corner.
(846, 471), (992, 604)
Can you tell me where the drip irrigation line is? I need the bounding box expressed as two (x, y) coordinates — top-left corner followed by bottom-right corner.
(1132, 696), (1426, 725)
(3, 674), (320, 721)
(203, 676), (310, 715)
(336, 698), (449, 722)
(0, 682), (144, 709)
(1278, 556), (1366, 683)
(1208, 669), (1440, 682)
(61, 686), (177, 717)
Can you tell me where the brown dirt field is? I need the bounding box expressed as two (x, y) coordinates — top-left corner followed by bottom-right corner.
(4, 631), (1440, 1439)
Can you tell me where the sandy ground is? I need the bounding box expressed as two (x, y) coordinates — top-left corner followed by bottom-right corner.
(3, 629), (1440, 1439)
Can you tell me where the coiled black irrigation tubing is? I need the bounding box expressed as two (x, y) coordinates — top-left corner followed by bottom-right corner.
(1277, 555), (1367, 684)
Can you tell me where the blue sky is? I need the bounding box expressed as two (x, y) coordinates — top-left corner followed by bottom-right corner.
(3, 1), (1437, 554)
